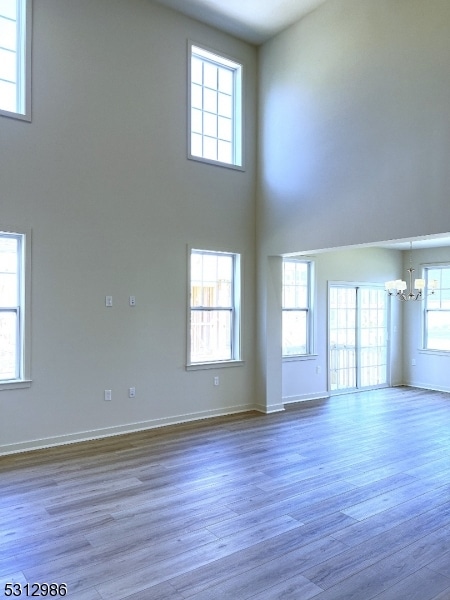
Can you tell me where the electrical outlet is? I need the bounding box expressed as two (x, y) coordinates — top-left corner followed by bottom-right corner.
(129, 296), (136, 307)
(104, 389), (112, 401)
(129, 387), (136, 398)
(214, 376), (219, 386)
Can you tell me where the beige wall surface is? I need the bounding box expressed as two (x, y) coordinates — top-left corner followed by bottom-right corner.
(0, 0), (257, 453)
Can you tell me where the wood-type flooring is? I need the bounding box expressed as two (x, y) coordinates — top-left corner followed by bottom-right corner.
(2, 386), (450, 599)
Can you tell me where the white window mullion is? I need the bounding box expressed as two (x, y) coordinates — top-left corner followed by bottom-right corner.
(189, 42), (243, 169)
(188, 248), (241, 366)
(230, 252), (238, 358)
(0, 0), (31, 120)
(424, 265), (450, 351)
(0, 229), (30, 386)
(15, 0), (25, 113)
(282, 259), (313, 356)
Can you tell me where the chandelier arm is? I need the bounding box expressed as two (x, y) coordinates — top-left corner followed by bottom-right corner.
(385, 243), (434, 301)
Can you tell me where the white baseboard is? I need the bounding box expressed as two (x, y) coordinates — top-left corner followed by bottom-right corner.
(0, 404), (257, 457)
(283, 391), (330, 404)
(403, 381), (450, 394)
(253, 402), (285, 414)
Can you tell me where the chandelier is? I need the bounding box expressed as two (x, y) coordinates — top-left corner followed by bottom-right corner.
(385, 242), (437, 301)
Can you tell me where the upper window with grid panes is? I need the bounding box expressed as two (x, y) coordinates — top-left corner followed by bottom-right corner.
(0, 0), (32, 121)
(189, 43), (243, 169)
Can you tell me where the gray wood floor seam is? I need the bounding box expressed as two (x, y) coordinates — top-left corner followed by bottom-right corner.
(2, 387), (450, 599)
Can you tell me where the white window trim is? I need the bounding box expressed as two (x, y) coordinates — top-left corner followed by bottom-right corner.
(0, 226), (32, 390)
(418, 348), (450, 357)
(422, 262), (450, 353)
(187, 40), (244, 171)
(0, 0), (32, 121)
(282, 259), (315, 359)
(283, 353), (319, 363)
(186, 245), (243, 370)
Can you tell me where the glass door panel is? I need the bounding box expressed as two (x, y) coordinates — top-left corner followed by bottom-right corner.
(329, 286), (357, 391)
(359, 288), (388, 388)
(329, 285), (388, 392)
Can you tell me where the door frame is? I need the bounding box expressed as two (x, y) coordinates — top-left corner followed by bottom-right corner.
(327, 281), (391, 394)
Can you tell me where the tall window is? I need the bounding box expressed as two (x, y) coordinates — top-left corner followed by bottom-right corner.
(424, 265), (450, 351)
(189, 249), (241, 365)
(0, 0), (32, 120)
(0, 230), (29, 384)
(282, 260), (313, 356)
(189, 43), (243, 168)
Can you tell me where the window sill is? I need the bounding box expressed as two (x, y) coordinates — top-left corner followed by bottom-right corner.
(283, 354), (318, 363)
(188, 154), (245, 172)
(0, 379), (32, 391)
(0, 108), (31, 122)
(186, 360), (244, 371)
(418, 349), (450, 357)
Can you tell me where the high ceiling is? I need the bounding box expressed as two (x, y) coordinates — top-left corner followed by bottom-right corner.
(151, 0), (328, 44)
(151, 0), (450, 250)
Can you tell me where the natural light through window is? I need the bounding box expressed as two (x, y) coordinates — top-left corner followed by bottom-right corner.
(0, 0), (31, 120)
(189, 43), (242, 168)
(424, 265), (450, 351)
(282, 260), (312, 356)
(189, 249), (241, 365)
(0, 232), (25, 382)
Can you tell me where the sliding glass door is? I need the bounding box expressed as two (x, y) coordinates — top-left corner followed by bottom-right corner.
(329, 285), (388, 392)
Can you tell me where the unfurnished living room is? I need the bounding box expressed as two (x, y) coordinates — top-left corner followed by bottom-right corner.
(2, 0), (450, 598)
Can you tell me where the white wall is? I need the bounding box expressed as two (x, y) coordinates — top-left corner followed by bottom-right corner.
(0, 0), (258, 454)
(282, 247), (403, 402)
(257, 0), (450, 410)
(403, 247), (450, 393)
(258, 0), (450, 255)
(3, 0), (450, 453)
